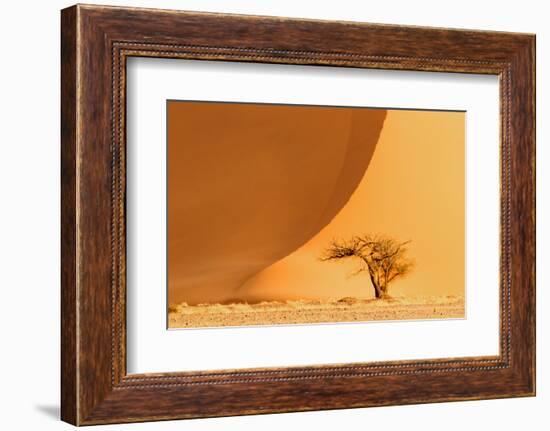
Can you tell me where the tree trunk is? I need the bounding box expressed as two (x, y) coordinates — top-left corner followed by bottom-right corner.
(369, 274), (383, 298)
(363, 258), (383, 299)
(375, 281), (389, 299)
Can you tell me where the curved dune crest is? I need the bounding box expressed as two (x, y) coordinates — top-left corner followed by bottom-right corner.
(168, 102), (387, 305)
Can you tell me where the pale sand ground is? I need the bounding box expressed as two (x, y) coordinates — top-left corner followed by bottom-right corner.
(168, 295), (465, 329)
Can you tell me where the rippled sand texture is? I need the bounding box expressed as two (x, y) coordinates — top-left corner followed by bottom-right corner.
(168, 296), (465, 329)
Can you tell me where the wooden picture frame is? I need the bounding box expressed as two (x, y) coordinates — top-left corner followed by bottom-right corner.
(61, 4), (535, 425)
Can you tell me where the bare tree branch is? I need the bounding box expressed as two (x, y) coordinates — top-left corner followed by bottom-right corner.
(321, 234), (415, 298)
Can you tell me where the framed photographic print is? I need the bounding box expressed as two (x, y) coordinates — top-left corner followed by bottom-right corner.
(61, 4), (535, 425)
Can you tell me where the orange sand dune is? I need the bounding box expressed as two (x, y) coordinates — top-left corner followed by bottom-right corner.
(168, 104), (465, 306)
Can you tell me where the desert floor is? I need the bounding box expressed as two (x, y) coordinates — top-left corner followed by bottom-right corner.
(168, 295), (465, 329)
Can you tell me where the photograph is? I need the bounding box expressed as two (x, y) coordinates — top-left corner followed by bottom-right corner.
(167, 101), (466, 328)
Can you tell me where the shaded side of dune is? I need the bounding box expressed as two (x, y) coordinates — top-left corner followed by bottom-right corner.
(168, 102), (387, 305)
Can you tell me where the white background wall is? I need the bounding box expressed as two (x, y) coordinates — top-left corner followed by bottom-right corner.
(0, 0), (546, 429)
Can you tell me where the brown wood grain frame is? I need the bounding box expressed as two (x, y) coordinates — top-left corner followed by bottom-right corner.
(61, 4), (536, 426)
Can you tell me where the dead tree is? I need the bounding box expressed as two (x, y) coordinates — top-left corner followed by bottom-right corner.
(321, 234), (414, 298)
